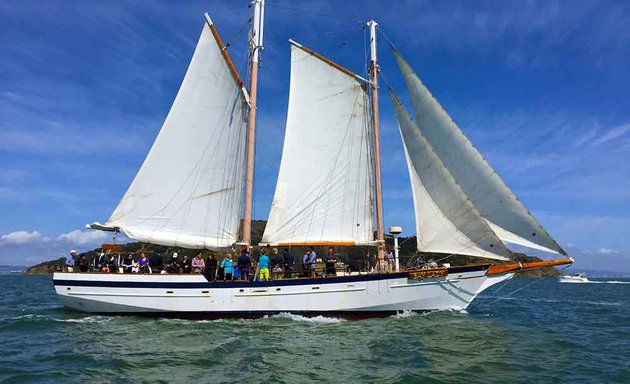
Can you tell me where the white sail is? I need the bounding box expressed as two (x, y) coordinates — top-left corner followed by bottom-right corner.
(393, 50), (566, 255)
(91, 17), (248, 249)
(262, 42), (374, 246)
(390, 89), (511, 261)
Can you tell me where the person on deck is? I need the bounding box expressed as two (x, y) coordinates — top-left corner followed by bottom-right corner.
(149, 252), (163, 273)
(385, 247), (394, 272)
(138, 253), (150, 274)
(205, 254), (218, 281)
(270, 247), (283, 279)
(376, 245), (386, 273)
(324, 247), (337, 276)
(283, 248), (295, 278)
(95, 252), (107, 271)
(66, 250), (77, 272)
(167, 253), (180, 273)
(302, 249), (310, 277)
(181, 255), (192, 273)
(121, 253), (134, 273)
(78, 255), (89, 273)
(237, 248), (252, 281)
(192, 252), (205, 273)
(106, 254), (118, 273)
(258, 249), (270, 281)
(220, 254), (234, 280)
(303, 248), (317, 278)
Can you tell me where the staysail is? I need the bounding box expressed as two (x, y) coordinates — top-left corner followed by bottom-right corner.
(393, 50), (566, 255)
(390, 89), (511, 260)
(261, 41), (374, 246)
(88, 15), (248, 249)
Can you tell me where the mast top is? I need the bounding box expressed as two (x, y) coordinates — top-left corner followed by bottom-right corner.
(250, 0), (265, 63)
(367, 20), (378, 62)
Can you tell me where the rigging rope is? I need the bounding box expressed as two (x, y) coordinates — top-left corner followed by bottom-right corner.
(483, 263), (572, 306)
(266, 3), (362, 23)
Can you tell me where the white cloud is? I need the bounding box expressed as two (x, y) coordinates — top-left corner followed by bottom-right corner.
(596, 247), (620, 255)
(0, 230), (48, 245)
(0, 229), (119, 266)
(57, 230), (108, 245)
(591, 123), (630, 146)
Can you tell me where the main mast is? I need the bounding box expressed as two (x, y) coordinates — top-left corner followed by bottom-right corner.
(242, 0), (265, 246)
(368, 20), (385, 261)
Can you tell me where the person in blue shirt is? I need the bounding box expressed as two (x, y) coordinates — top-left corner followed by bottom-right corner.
(258, 249), (271, 281)
(220, 253), (234, 280)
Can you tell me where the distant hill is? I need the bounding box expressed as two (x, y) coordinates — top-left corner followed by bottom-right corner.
(25, 219), (559, 277)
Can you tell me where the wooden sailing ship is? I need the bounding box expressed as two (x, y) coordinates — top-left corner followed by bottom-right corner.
(53, 1), (572, 317)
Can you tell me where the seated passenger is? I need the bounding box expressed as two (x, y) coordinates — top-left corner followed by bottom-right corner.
(167, 254), (180, 274)
(191, 252), (205, 273)
(107, 254), (118, 273)
(220, 253), (234, 280)
(181, 255), (192, 274)
(149, 252), (164, 273)
(78, 255), (89, 273)
(138, 253), (150, 274)
(258, 249), (270, 281)
(121, 253), (134, 274)
(271, 248), (283, 279)
(95, 252), (107, 271)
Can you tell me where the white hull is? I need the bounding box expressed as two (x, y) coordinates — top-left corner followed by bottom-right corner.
(53, 265), (513, 317)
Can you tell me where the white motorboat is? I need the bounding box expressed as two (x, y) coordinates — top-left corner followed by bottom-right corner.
(559, 273), (589, 283)
(54, 1), (573, 317)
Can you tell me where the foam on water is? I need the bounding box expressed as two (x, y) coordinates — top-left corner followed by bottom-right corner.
(269, 312), (346, 324)
(586, 280), (630, 284)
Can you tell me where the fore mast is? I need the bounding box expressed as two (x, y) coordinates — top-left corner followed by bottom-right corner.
(242, 0), (265, 247)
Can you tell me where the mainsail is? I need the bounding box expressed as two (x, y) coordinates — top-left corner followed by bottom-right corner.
(393, 50), (566, 255)
(262, 42), (374, 246)
(89, 15), (248, 249)
(390, 89), (511, 260)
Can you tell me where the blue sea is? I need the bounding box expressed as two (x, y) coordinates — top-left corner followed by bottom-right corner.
(0, 274), (628, 383)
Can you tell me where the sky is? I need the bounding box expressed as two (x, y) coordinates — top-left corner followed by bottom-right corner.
(0, 0), (628, 272)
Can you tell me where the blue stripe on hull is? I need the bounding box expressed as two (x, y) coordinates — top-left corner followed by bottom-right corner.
(53, 264), (491, 289)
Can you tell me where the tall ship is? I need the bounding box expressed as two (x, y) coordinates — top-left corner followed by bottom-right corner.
(53, 1), (572, 317)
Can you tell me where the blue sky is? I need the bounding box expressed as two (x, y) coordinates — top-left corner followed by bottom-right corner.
(0, 0), (628, 272)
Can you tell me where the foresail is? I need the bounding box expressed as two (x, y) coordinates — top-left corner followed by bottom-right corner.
(101, 18), (247, 249)
(390, 89), (511, 261)
(393, 50), (566, 255)
(261, 43), (374, 246)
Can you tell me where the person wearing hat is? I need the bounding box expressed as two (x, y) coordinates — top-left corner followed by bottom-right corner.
(66, 250), (77, 272)
(258, 249), (270, 281)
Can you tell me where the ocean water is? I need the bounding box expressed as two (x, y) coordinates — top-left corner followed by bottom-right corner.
(0, 275), (628, 383)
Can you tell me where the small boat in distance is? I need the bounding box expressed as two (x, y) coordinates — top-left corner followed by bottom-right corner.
(559, 273), (589, 283)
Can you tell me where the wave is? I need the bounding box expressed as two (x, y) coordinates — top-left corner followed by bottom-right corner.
(585, 280), (630, 284)
(54, 316), (115, 324)
(481, 296), (621, 307)
(269, 312), (345, 324)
